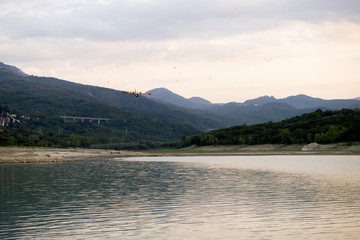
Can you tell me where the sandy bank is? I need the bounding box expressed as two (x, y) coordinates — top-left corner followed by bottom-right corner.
(0, 147), (159, 164)
(148, 143), (360, 156)
(1, 143), (359, 164)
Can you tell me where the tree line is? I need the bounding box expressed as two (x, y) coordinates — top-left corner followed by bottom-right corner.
(2, 106), (359, 149)
(181, 109), (360, 147)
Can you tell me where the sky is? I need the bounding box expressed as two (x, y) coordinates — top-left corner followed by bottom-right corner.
(0, 0), (359, 103)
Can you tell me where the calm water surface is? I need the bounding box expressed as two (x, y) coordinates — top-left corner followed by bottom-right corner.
(1, 155), (360, 239)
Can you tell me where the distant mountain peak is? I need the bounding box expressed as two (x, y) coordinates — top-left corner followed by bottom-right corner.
(147, 88), (212, 109)
(285, 94), (317, 100)
(243, 95), (277, 106)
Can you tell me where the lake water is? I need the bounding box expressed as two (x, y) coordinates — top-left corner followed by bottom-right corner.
(1, 155), (360, 239)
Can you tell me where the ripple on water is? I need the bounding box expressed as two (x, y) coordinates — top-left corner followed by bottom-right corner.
(1, 156), (360, 239)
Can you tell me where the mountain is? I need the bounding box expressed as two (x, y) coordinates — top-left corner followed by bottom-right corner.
(0, 62), (28, 77)
(147, 88), (302, 126)
(148, 88), (211, 109)
(24, 77), (221, 131)
(243, 95), (277, 106)
(241, 94), (360, 110)
(0, 62), (203, 147)
(148, 87), (360, 114)
(189, 93), (360, 123)
(1, 61), (360, 135)
(147, 88), (360, 126)
(0, 62), (222, 131)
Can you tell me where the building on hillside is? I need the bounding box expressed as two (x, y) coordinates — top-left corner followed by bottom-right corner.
(0, 113), (20, 127)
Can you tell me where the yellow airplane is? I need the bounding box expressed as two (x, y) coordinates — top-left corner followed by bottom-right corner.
(122, 90), (152, 97)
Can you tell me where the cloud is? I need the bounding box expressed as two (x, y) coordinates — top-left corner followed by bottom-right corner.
(1, 0), (359, 41)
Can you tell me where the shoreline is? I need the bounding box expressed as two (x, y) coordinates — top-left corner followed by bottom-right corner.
(1, 143), (359, 164)
(146, 143), (360, 156)
(0, 147), (160, 164)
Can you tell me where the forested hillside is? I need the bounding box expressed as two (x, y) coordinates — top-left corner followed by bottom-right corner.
(0, 66), (201, 149)
(0, 102), (199, 149)
(24, 76), (221, 130)
(2, 62), (360, 131)
(181, 109), (360, 147)
(0, 62), (221, 131)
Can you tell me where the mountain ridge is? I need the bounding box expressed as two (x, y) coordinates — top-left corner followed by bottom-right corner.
(148, 87), (360, 110)
(0, 62), (221, 132)
(0, 62), (28, 77)
(0, 63), (203, 145)
(3, 61), (358, 109)
(1, 61), (360, 130)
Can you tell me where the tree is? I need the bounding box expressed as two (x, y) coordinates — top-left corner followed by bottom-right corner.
(7, 136), (16, 145)
(238, 136), (246, 144)
(314, 133), (324, 143)
(180, 135), (191, 147)
(70, 134), (81, 147)
(279, 128), (293, 144)
(200, 134), (217, 145)
(323, 125), (343, 143)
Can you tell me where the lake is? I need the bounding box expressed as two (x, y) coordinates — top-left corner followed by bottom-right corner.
(1, 155), (360, 239)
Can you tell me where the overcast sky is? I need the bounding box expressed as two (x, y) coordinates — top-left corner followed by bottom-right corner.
(1, 0), (359, 103)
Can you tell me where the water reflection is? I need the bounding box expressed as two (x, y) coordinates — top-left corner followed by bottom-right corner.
(1, 156), (360, 239)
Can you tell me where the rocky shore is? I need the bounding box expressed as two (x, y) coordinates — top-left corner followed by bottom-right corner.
(0, 147), (159, 164)
(1, 143), (359, 164)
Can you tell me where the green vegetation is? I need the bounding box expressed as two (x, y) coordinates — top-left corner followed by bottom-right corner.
(0, 65), (204, 149)
(2, 105), (359, 150)
(1, 63), (360, 151)
(181, 109), (360, 147)
(0, 103), (197, 149)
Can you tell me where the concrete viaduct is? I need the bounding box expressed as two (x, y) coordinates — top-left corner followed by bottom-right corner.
(60, 116), (110, 124)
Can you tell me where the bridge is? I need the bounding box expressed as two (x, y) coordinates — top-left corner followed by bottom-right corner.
(60, 116), (110, 124)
